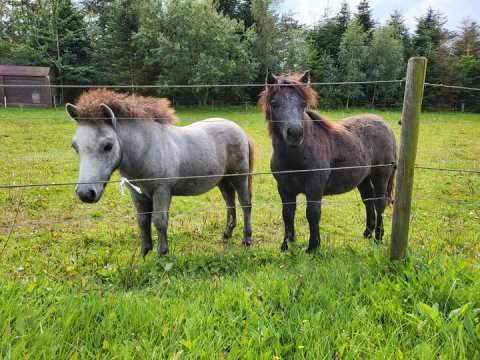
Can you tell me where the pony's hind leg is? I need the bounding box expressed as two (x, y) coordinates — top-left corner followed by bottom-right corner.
(371, 174), (390, 243)
(231, 176), (252, 246)
(218, 179), (237, 240)
(357, 178), (376, 239)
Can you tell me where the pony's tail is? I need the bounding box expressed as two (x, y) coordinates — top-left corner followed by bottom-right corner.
(247, 135), (256, 196)
(386, 150), (397, 206)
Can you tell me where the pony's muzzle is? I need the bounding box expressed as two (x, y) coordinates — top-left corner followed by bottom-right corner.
(76, 184), (101, 203)
(286, 126), (304, 147)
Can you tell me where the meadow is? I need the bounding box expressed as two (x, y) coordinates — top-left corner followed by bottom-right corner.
(0, 106), (479, 359)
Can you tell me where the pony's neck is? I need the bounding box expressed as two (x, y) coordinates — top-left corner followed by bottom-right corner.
(116, 120), (170, 178)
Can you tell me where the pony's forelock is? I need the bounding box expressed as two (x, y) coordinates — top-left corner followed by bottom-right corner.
(258, 74), (318, 120)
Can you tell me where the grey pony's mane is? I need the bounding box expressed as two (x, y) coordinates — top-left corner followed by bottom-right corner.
(72, 88), (177, 124)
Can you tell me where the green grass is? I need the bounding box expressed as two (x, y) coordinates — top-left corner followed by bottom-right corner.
(0, 106), (479, 359)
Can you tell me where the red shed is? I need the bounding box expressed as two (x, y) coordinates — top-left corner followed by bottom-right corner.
(0, 65), (57, 108)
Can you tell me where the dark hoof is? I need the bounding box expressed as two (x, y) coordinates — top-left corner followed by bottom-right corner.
(223, 232), (232, 241)
(141, 244), (153, 257)
(305, 246), (319, 254)
(374, 228), (384, 244)
(242, 239), (252, 247)
(157, 247), (169, 257)
(363, 228), (374, 238)
(281, 241), (288, 251)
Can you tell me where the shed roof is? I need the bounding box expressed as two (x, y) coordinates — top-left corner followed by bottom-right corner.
(0, 65), (52, 77)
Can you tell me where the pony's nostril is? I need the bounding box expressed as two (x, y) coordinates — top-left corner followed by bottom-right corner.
(287, 127), (303, 139)
(88, 189), (96, 200)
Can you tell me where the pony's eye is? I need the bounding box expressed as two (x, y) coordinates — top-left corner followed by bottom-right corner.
(103, 143), (113, 152)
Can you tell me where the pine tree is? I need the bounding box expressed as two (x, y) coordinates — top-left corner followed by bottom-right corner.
(355, 0), (375, 37)
(413, 7), (451, 107)
(388, 10), (413, 60)
(453, 19), (480, 58)
(215, 0), (253, 28)
(308, 1), (349, 61)
(93, 0), (146, 89)
(251, 0), (280, 76)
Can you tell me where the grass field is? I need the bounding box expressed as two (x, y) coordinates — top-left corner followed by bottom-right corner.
(0, 106), (479, 359)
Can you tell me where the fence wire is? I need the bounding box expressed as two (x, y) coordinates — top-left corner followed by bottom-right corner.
(2, 163), (479, 191)
(1, 79), (405, 89)
(0, 164), (396, 190)
(424, 83), (480, 92)
(2, 194), (478, 232)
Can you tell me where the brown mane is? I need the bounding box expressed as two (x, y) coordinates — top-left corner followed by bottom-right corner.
(73, 88), (177, 124)
(258, 73), (340, 134)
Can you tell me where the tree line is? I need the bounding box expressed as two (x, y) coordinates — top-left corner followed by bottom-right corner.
(1, 0), (479, 110)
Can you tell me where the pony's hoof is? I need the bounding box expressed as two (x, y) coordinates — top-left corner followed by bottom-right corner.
(141, 244), (153, 257)
(242, 239), (252, 247)
(363, 228), (374, 238)
(280, 241), (288, 251)
(306, 245), (319, 254)
(223, 229), (234, 240)
(374, 228), (384, 244)
(157, 247), (169, 257)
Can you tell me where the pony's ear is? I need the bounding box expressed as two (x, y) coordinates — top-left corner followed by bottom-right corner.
(266, 72), (278, 85)
(99, 103), (117, 128)
(299, 71), (310, 85)
(66, 103), (78, 121)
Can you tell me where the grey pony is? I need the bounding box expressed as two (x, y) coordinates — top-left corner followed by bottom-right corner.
(66, 89), (254, 257)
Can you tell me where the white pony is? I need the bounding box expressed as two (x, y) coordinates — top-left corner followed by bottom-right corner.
(67, 89), (254, 256)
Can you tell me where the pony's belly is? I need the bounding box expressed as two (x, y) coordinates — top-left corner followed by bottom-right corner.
(172, 176), (223, 196)
(324, 169), (368, 195)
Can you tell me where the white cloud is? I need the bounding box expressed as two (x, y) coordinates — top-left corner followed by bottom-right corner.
(281, 0), (480, 31)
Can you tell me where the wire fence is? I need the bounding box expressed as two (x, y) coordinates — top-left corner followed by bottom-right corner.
(1, 79), (479, 91)
(2, 193), (479, 232)
(1, 78), (479, 245)
(0, 79), (406, 89)
(424, 83), (480, 92)
(0, 164), (396, 190)
(1, 163), (479, 191)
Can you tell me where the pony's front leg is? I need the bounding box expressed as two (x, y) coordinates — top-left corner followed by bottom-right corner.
(132, 196), (153, 257)
(279, 187), (296, 251)
(305, 197), (321, 253)
(152, 190), (171, 256)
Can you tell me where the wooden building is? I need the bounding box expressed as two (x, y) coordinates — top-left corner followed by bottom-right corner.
(0, 65), (57, 108)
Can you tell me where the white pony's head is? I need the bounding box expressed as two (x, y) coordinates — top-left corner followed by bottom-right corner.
(67, 102), (121, 203)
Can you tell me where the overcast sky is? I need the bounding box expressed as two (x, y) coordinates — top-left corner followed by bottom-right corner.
(281, 0), (479, 32)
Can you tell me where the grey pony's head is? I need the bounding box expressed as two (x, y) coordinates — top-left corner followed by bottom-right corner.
(264, 71), (310, 147)
(66, 103), (121, 203)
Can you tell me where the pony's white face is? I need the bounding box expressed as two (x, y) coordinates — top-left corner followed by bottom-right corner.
(67, 104), (121, 203)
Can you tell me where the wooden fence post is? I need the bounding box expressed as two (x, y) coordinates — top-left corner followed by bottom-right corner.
(390, 57), (427, 260)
